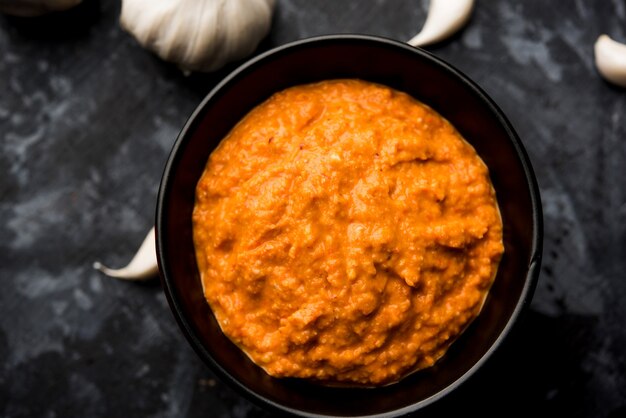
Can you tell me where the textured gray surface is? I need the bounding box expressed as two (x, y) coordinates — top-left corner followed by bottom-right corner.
(0, 0), (625, 417)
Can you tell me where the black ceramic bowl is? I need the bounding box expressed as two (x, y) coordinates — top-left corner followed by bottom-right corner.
(156, 35), (542, 417)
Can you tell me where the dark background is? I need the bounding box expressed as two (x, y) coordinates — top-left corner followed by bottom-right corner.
(1, 0), (625, 417)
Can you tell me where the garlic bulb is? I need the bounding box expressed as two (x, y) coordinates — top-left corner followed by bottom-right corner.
(408, 0), (475, 47)
(120, 0), (275, 72)
(93, 228), (158, 280)
(594, 35), (626, 88)
(0, 0), (81, 16)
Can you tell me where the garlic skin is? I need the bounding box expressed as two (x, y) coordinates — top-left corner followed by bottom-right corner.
(408, 0), (475, 47)
(120, 0), (275, 73)
(594, 35), (626, 88)
(94, 228), (158, 281)
(0, 0), (81, 17)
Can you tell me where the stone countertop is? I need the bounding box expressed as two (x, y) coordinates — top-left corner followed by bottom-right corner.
(1, 1), (624, 417)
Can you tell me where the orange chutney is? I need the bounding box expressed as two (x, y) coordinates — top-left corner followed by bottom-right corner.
(192, 79), (504, 386)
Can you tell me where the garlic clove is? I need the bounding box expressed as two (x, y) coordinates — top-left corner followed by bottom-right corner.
(0, 0), (82, 17)
(93, 227), (158, 280)
(594, 34), (626, 88)
(408, 0), (475, 47)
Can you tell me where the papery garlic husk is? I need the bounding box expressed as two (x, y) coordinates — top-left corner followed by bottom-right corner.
(0, 0), (81, 16)
(120, 0), (275, 72)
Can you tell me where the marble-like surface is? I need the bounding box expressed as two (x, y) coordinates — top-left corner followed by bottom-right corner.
(1, 0), (625, 416)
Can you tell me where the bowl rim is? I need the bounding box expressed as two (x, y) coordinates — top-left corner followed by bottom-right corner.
(156, 33), (543, 417)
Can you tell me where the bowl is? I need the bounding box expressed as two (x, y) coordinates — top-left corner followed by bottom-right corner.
(156, 34), (542, 417)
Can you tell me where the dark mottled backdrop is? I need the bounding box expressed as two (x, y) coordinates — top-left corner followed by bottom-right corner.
(1, 1), (625, 417)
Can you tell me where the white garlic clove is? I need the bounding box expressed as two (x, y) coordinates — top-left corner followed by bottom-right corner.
(0, 0), (82, 17)
(93, 227), (158, 281)
(120, 0), (275, 73)
(594, 34), (626, 88)
(408, 0), (475, 47)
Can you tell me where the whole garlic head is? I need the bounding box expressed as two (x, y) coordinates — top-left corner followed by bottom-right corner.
(120, 0), (275, 72)
(0, 0), (81, 16)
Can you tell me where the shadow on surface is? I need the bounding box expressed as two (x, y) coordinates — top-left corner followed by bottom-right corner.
(1, 0), (101, 40)
(419, 310), (603, 417)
